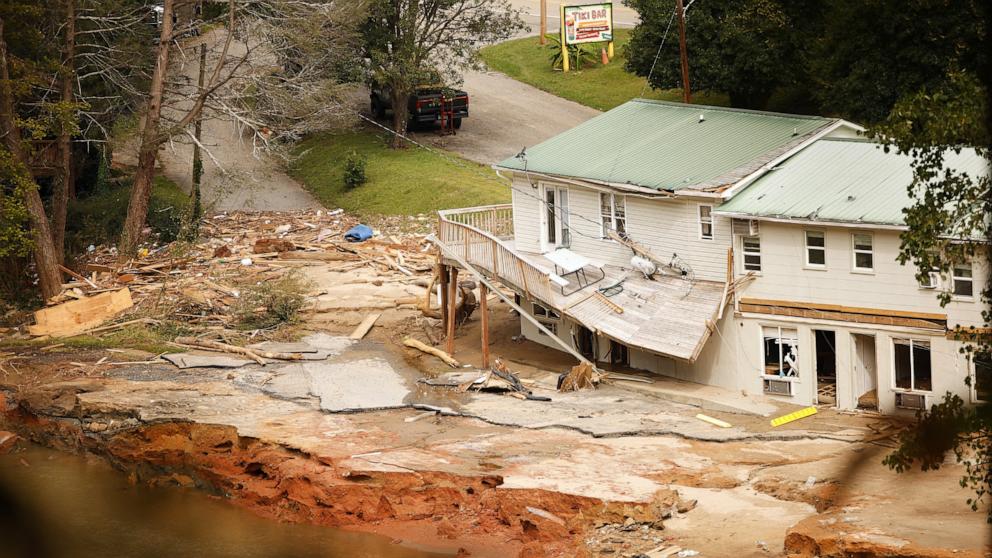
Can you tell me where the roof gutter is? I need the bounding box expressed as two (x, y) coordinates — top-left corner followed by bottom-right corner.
(493, 166), (675, 198)
(719, 120), (866, 201)
(713, 210), (907, 231)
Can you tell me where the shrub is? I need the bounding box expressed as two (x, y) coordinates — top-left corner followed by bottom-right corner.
(233, 271), (312, 330)
(342, 150), (368, 189)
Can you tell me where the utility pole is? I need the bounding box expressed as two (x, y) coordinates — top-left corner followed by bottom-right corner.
(539, 0), (547, 45)
(675, 0), (691, 103)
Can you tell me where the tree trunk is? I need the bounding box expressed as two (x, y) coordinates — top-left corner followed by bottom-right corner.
(53, 0), (76, 263)
(390, 86), (408, 148)
(190, 41), (206, 226)
(119, 0), (175, 258)
(0, 17), (63, 300)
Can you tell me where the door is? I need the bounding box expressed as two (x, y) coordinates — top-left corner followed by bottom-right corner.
(543, 185), (570, 250)
(852, 334), (878, 410)
(814, 330), (837, 406)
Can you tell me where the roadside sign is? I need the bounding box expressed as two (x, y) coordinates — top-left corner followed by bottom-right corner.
(560, 3), (614, 72)
(562, 3), (613, 45)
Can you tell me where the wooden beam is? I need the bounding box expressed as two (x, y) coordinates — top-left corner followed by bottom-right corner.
(738, 297), (946, 322)
(439, 264), (449, 332)
(446, 267), (459, 355)
(480, 282), (490, 368)
(739, 303), (944, 330)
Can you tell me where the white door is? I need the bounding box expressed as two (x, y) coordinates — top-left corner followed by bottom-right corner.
(852, 334), (878, 409)
(542, 185), (570, 250)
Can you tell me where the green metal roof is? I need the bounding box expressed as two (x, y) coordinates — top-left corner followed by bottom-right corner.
(716, 138), (989, 226)
(496, 99), (834, 191)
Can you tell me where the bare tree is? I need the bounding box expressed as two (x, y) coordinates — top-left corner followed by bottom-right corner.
(53, 0), (77, 262)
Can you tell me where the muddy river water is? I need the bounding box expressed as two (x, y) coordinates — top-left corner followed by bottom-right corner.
(0, 444), (450, 558)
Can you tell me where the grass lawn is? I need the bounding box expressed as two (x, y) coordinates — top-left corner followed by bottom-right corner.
(479, 29), (728, 112)
(290, 129), (510, 216)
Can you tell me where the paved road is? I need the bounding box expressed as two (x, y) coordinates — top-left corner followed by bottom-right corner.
(510, 0), (640, 30)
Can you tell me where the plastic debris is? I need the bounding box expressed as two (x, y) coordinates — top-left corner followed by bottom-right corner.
(240, 257), (253, 266)
(677, 551), (699, 557)
(804, 476), (816, 489)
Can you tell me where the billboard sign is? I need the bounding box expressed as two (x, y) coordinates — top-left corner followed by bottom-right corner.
(563, 3), (613, 45)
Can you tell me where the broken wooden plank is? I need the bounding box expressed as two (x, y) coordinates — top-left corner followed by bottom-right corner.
(349, 313), (381, 340)
(28, 288), (134, 338)
(695, 413), (732, 428)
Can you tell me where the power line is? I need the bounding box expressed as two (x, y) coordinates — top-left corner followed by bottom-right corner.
(638, 5), (678, 99)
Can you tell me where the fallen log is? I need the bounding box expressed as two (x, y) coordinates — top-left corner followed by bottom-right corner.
(277, 251), (358, 262)
(173, 337), (304, 365)
(403, 338), (459, 367)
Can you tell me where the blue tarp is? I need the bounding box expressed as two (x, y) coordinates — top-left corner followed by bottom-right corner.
(344, 224), (373, 242)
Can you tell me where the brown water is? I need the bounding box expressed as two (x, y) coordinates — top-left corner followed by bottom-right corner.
(0, 444), (451, 558)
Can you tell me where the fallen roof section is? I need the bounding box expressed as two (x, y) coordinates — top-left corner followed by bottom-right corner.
(716, 138), (989, 227)
(496, 99), (838, 192)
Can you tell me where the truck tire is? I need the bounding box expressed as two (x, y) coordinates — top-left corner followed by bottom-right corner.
(453, 118), (462, 129)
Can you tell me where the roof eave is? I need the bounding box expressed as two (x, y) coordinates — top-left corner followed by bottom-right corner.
(713, 210), (907, 231)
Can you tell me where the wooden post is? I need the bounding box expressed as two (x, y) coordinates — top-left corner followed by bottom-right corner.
(675, 0), (691, 103)
(539, 0), (547, 45)
(446, 267), (459, 355)
(480, 282), (490, 368)
(439, 264), (449, 332)
(560, 3), (569, 72)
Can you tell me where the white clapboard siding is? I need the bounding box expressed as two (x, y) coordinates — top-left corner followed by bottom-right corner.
(739, 222), (987, 328)
(511, 176), (542, 253)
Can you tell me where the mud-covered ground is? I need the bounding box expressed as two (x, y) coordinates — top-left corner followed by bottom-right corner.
(2, 285), (988, 558)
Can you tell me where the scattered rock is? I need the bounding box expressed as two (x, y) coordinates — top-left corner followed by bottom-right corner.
(675, 498), (697, 514)
(0, 430), (19, 454)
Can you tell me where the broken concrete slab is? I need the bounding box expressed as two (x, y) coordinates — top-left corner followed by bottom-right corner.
(419, 371), (486, 387)
(304, 358), (412, 412)
(163, 352), (254, 369)
(247, 341), (319, 353)
(299, 333), (355, 356)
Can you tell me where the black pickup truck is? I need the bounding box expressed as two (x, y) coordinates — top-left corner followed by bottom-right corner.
(370, 85), (469, 129)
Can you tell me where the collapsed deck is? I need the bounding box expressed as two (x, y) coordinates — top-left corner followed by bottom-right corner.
(435, 205), (727, 363)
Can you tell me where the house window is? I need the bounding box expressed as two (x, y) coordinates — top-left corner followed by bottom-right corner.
(742, 236), (761, 272)
(544, 186), (570, 248)
(762, 326), (799, 378)
(533, 303), (560, 335)
(973, 352), (992, 403)
(952, 264), (973, 297)
(852, 233), (873, 271)
(805, 231), (826, 267)
(893, 338), (932, 392)
(600, 193), (626, 238)
(918, 268), (940, 289)
(609, 340), (630, 366)
(698, 205), (713, 240)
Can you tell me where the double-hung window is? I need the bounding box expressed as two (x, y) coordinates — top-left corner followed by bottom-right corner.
(852, 233), (873, 272)
(973, 352), (992, 403)
(742, 236), (761, 272)
(600, 193), (626, 238)
(698, 205), (714, 240)
(805, 231), (826, 267)
(952, 263), (974, 297)
(893, 338), (932, 392)
(762, 326), (799, 378)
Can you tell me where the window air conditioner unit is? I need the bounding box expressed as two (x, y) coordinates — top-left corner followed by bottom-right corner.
(732, 219), (760, 236)
(895, 392), (928, 410)
(763, 378), (792, 396)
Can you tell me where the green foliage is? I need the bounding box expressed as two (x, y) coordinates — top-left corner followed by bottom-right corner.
(479, 30), (727, 112)
(0, 148), (34, 259)
(884, 393), (992, 519)
(809, 0), (986, 124)
(233, 271), (312, 330)
(624, 0), (805, 109)
(342, 150), (368, 189)
(66, 175), (191, 253)
(289, 130), (509, 215)
(545, 35), (591, 71)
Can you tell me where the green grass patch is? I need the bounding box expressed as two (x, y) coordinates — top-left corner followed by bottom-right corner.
(289, 129), (510, 216)
(0, 324), (179, 355)
(479, 29), (728, 111)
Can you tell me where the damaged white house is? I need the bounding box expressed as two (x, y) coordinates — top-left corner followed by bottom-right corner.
(434, 99), (989, 414)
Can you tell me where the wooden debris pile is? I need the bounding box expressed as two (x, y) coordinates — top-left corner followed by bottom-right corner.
(16, 209), (438, 338)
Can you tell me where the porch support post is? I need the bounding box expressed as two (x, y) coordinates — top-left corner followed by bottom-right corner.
(439, 264), (449, 332)
(446, 267), (459, 355)
(480, 282), (490, 368)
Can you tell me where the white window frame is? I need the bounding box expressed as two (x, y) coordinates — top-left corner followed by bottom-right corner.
(804, 230), (826, 268)
(851, 232), (874, 272)
(542, 184), (570, 250)
(760, 325), (800, 381)
(698, 204), (714, 240)
(892, 338), (933, 393)
(533, 303), (560, 336)
(600, 192), (626, 239)
(952, 263), (974, 299)
(742, 235), (761, 272)
(918, 268), (940, 290)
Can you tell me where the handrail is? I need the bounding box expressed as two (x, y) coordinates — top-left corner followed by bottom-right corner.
(437, 205), (554, 304)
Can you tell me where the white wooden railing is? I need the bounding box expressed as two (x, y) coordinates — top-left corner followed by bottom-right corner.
(437, 204), (554, 304)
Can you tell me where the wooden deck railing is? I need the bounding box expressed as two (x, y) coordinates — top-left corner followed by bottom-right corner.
(437, 205), (554, 304)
